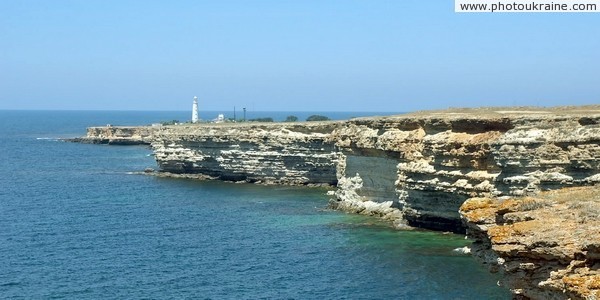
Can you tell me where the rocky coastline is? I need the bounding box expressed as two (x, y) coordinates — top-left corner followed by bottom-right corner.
(67, 126), (155, 145)
(75, 106), (600, 299)
(460, 187), (600, 299)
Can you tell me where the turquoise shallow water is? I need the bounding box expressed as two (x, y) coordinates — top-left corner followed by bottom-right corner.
(0, 111), (510, 299)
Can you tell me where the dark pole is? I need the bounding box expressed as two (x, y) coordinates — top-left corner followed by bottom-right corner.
(243, 107), (246, 121)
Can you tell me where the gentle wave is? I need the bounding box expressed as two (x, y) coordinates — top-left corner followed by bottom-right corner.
(36, 137), (59, 141)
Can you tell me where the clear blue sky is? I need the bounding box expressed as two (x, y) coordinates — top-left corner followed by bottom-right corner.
(1, 0), (598, 111)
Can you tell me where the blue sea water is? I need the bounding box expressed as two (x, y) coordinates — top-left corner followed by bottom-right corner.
(0, 111), (510, 299)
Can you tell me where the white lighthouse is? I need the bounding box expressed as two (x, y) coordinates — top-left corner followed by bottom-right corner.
(192, 96), (199, 123)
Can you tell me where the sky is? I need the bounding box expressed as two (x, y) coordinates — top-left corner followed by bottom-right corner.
(1, 0), (599, 112)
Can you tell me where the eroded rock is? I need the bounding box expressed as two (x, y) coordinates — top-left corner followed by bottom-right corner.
(460, 187), (600, 299)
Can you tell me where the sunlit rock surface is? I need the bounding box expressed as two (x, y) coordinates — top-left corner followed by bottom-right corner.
(460, 187), (600, 299)
(83, 106), (600, 234)
(328, 106), (600, 233)
(152, 123), (340, 186)
(81, 106), (600, 298)
(70, 126), (156, 145)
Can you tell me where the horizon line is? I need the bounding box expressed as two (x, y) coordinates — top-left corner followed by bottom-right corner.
(0, 108), (407, 113)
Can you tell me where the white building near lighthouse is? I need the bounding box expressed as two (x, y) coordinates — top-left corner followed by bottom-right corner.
(192, 96), (199, 123)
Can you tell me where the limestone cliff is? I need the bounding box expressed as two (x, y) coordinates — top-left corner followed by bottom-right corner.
(79, 106), (600, 299)
(326, 108), (599, 233)
(151, 123), (340, 185)
(144, 107), (600, 234)
(460, 187), (600, 299)
(69, 126), (157, 145)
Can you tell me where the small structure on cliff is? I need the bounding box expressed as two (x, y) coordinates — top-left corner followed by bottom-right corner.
(213, 114), (225, 123)
(192, 96), (199, 123)
(73, 105), (600, 299)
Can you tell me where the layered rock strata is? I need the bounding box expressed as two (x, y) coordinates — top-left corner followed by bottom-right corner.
(78, 106), (600, 299)
(328, 107), (600, 232)
(460, 187), (600, 299)
(82, 107), (600, 234)
(152, 123), (340, 185)
(68, 126), (157, 145)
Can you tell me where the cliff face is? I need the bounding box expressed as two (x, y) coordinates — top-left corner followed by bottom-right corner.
(151, 123), (340, 185)
(70, 126), (157, 145)
(328, 110), (600, 232)
(81, 106), (600, 299)
(460, 187), (600, 299)
(146, 108), (600, 234)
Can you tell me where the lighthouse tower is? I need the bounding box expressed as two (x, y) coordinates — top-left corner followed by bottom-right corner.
(192, 96), (199, 123)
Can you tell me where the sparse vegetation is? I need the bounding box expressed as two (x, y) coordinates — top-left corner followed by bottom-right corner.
(284, 115), (298, 122)
(248, 117), (274, 122)
(568, 201), (600, 223)
(306, 115), (330, 122)
(161, 120), (180, 125)
(534, 187), (600, 224)
(519, 198), (550, 211)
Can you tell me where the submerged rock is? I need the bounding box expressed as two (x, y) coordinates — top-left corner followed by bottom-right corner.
(453, 246), (472, 255)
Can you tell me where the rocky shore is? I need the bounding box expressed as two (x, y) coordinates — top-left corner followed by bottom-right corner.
(77, 105), (600, 299)
(67, 126), (156, 145)
(460, 187), (600, 299)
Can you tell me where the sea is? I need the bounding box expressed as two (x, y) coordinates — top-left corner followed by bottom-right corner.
(0, 110), (510, 299)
